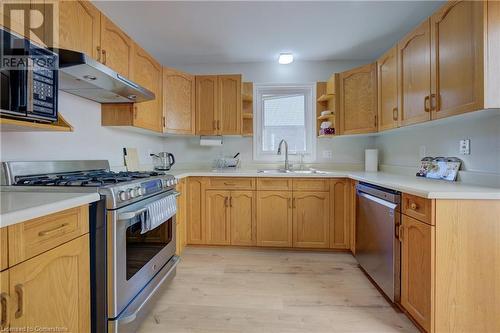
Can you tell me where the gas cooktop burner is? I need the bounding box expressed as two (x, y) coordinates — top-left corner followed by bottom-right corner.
(15, 170), (167, 187)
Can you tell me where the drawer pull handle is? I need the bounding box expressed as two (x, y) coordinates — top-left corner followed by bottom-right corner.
(38, 223), (69, 237)
(223, 182), (236, 186)
(0, 293), (9, 328)
(410, 202), (418, 210)
(14, 284), (24, 319)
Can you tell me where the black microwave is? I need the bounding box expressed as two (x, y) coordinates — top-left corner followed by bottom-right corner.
(0, 27), (58, 122)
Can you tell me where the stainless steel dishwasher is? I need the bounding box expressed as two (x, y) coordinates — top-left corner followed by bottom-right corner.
(355, 182), (401, 302)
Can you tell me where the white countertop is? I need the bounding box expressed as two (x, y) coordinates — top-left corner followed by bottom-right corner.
(170, 168), (500, 200)
(0, 191), (100, 228)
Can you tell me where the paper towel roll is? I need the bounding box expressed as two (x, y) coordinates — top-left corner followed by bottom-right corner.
(200, 136), (223, 146)
(365, 149), (378, 172)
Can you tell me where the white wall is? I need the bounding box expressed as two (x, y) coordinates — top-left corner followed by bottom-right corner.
(375, 110), (500, 175)
(0, 92), (165, 168)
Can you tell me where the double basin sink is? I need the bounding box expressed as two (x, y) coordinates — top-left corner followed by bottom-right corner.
(257, 169), (331, 175)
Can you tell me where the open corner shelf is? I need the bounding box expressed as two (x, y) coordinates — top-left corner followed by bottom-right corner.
(242, 113), (253, 119)
(317, 114), (335, 121)
(318, 134), (336, 138)
(317, 94), (335, 103)
(0, 115), (73, 132)
(242, 94), (253, 102)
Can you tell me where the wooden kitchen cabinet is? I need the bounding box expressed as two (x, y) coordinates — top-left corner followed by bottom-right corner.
(186, 178), (206, 245)
(330, 179), (350, 249)
(195, 75), (242, 135)
(8, 235), (90, 332)
(400, 215), (433, 332)
(430, 0), (500, 119)
(218, 75), (242, 135)
(398, 19), (432, 127)
(131, 43), (163, 132)
(377, 46), (399, 131)
(57, 0), (101, 61)
(256, 191), (293, 247)
(230, 191), (256, 246)
(205, 190), (231, 245)
(175, 179), (187, 255)
(1, 228), (7, 271)
(100, 14), (133, 78)
(196, 76), (219, 135)
(0, 270), (9, 330)
(338, 63), (378, 135)
(292, 192), (329, 248)
(163, 67), (196, 134)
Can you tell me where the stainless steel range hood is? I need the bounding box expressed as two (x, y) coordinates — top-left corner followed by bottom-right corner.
(54, 48), (155, 103)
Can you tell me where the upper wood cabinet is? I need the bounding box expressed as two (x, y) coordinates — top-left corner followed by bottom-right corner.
(195, 76), (219, 135)
(57, 1), (101, 60)
(338, 63), (378, 135)
(401, 215), (433, 332)
(163, 67), (196, 134)
(205, 190), (231, 245)
(377, 46), (399, 131)
(195, 75), (242, 135)
(292, 192), (330, 248)
(131, 43), (163, 132)
(218, 75), (242, 135)
(256, 191), (293, 247)
(398, 19), (432, 127)
(430, 0), (500, 118)
(100, 14), (133, 78)
(330, 179), (350, 249)
(8, 235), (90, 332)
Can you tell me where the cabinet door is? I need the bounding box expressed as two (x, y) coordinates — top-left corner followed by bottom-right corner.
(0, 270), (8, 331)
(218, 75), (242, 135)
(100, 14), (133, 78)
(187, 178), (206, 245)
(163, 67), (195, 134)
(256, 191), (292, 247)
(401, 215), (432, 332)
(9, 235), (90, 332)
(205, 190), (231, 245)
(175, 179), (187, 255)
(230, 191), (256, 246)
(398, 19), (431, 127)
(377, 46), (399, 131)
(1, 228), (7, 271)
(132, 44), (163, 132)
(430, 1), (484, 119)
(195, 76), (219, 135)
(339, 63), (378, 135)
(58, 1), (101, 60)
(292, 192), (329, 248)
(330, 179), (349, 249)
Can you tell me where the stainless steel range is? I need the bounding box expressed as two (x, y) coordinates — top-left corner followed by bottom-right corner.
(1, 160), (180, 333)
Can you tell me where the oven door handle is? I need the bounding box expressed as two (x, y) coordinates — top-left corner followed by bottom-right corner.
(118, 208), (147, 221)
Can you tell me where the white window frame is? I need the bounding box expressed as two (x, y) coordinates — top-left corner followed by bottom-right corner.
(253, 83), (316, 162)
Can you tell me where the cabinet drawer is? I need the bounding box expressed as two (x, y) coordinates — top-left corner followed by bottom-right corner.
(8, 205), (89, 266)
(257, 178), (292, 191)
(292, 179), (329, 191)
(402, 193), (433, 225)
(207, 177), (255, 190)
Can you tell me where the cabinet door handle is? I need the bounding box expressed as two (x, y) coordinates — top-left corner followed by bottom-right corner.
(102, 49), (107, 64)
(431, 93), (438, 112)
(224, 197), (229, 207)
(292, 198), (296, 208)
(96, 46), (101, 62)
(398, 225), (404, 242)
(287, 198), (291, 209)
(424, 95), (430, 112)
(410, 202), (418, 210)
(392, 107), (398, 121)
(217, 120), (221, 130)
(213, 120), (217, 130)
(0, 293), (9, 329)
(134, 106), (138, 119)
(229, 197), (233, 207)
(14, 284), (24, 319)
(38, 223), (69, 237)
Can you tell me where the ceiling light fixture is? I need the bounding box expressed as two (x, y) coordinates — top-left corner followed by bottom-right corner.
(278, 53), (294, 65)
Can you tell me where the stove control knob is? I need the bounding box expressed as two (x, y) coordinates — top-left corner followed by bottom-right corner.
(132, 187), (142, 197)
(128, 188), (137, 198)
(138, 187), (146, 196)
(118, 190), (129, 201)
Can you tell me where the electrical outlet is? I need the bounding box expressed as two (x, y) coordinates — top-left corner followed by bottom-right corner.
(419, 145), (427, 159)
(459, 139), (470, 155)
(322, 150), (333, 160)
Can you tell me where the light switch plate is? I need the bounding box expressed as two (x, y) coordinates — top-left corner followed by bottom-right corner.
(459, 139), (470, 155)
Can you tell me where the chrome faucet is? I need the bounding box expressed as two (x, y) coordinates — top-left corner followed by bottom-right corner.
(277, 139), (290, 171)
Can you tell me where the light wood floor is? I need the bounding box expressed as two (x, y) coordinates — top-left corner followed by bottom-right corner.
(137, 247), (418, 333)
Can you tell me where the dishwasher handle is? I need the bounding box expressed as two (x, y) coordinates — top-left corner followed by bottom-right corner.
(357, 191), (398, 210)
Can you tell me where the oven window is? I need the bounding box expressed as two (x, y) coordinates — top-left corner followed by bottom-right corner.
(126, 217), (173, 280)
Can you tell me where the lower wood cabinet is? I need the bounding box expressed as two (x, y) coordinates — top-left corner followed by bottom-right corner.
(230, 191), (256, 246)
(186, 177), (206, 244)
(256, 191), (293, 247)
(292, 191), (330, 248)
(400, 215), (433, 332)
(205, 190), (231, 245)
(330, 179), (350, 249)
(175, 179), (187, 255)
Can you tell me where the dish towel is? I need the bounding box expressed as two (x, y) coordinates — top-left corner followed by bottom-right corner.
(141, 194), (177, 234)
